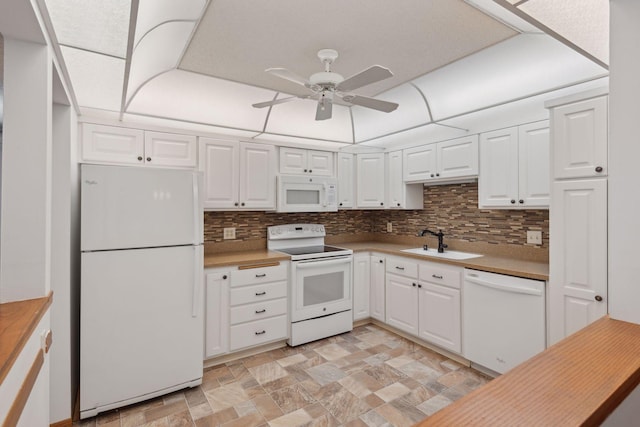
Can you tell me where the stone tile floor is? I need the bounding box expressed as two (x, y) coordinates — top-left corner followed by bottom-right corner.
(76, 324), (492, 427)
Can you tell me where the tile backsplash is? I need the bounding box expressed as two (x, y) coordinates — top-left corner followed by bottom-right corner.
(204, 182), (549, 248)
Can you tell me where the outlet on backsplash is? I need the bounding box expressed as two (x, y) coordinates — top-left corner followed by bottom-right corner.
(387, 222), (393, 233)
(527, 230), (542, 245)
(223, 227), (236, 240)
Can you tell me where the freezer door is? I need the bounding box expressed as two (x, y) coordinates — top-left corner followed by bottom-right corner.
(81, 164), (202, 251)
(80, 245), (203, 413)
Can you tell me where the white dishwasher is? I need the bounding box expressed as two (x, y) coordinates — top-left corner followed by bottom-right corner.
(463, 269), (546, 374)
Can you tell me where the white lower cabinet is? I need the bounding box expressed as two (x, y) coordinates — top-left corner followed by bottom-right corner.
(384, 256), (462, 354)
(369, 255), (386, 322)
(353, 253), (371, 321)
(204, 270), (229, 359)
(204, 262), (288, 359)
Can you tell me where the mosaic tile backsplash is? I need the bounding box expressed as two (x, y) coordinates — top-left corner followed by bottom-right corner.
(204, 182), (549, 248)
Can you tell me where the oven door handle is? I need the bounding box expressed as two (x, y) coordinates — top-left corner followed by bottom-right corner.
(295, 256), (352, 269)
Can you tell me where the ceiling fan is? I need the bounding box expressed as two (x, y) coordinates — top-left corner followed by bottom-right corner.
(252, 49), (399, 121)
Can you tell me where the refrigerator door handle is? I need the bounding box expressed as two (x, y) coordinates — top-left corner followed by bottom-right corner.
(192, 173), (200, 244)
(192, 245), (203, 317)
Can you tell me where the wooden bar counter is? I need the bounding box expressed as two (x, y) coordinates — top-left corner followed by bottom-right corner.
(416, 316), (640, 426)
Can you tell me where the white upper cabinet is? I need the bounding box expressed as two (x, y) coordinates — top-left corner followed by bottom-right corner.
(337, 153), (355, 209)
(479, 121), (549, 209)
(403, 136), (478, 183)
(200, 138), (276, 210)
(81, 124), (196, 168)
(386, 151), (423, 209)
(356, 153), (386, 208)
(552, 96), (608, 179)
(279, 147), (334, 176)
(144, 131), (197, 168)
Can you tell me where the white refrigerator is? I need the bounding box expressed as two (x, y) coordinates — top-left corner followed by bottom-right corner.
(80, 164), (204, 419)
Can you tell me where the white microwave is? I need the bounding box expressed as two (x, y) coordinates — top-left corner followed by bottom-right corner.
(277, 175), (338, 212)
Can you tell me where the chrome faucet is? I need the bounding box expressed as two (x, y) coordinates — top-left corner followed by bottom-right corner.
(417, 229), (448, 253)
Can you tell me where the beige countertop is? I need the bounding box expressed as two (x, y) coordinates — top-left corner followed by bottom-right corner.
(204, 239), (548, 280)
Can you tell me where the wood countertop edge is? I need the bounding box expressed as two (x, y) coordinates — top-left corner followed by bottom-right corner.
(203, 243), (548, 280)
(414, 316), (640, 427)
(0, 292), (53, 386)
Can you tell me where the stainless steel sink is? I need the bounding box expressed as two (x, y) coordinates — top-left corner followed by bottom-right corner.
(401, 247), (483, 260)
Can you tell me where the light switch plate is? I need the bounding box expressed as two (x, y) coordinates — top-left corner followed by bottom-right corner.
(223, 227), (236, 240)
(387, 222), (393, 233)
(527, 230), (542, 245)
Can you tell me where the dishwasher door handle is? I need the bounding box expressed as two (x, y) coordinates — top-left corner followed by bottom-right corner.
(465, 276), (543, 296)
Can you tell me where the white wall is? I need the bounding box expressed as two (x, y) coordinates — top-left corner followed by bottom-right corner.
(0, 37), (52, 302)
(608, 0), (640, 323)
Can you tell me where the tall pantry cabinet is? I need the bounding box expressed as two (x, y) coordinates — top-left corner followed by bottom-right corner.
(547, 90), (609, 345)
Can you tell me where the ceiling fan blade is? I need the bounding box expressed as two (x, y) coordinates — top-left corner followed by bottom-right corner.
(344, 95), (399, 113)
(252, 96), (298, 109)
(336, 65), (394, 92)
(266, 67), (311, 87)
(315, 97), (333, 121)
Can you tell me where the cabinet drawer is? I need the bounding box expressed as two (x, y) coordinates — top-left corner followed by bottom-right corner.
(231, 263), (287, 286)
(230, 298), (287, 325)
(230, 281), (287, 306)
(419, 263), (462, 289)
(386, 257), (418, 278)
(230, 315), (288, 351)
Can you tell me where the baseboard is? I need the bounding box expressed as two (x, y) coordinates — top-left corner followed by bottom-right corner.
(203, 340), (288, 369)
(51, 419), (72, 427)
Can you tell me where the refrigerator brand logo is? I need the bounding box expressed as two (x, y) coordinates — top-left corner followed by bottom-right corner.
(84, 180), (98, 185)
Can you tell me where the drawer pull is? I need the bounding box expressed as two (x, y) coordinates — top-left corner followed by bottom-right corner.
(255, 330), (266, 335)
(432, 274), (443, 279)
(395, 266), (405, 271)
(255, 273), (267, 278)
(255, 291), (267, 296)
(255, 309), (266, 314)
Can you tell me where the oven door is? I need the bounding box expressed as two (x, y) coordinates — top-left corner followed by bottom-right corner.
(290, 256), (352, 322)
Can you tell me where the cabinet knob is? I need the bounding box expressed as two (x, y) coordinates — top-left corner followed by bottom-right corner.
(430, 174), (434, 178)
(379, 260), (383, 263)
(418, 284), (422, 288)
(137, 156), (143, 161)
(397, 203), (400, 207)
(304, 169), (308, 172)
(436, 173), (440, 177)
(309, 169), (312, 173)
(519, 199), (524, 204)
(222, 275), (227, 280)
(595, 166), (603, 173)
(234, 202), (239, 206)
(339, 202), (343, 206)
(595, 295), (603, 302)
(241, 202), (245, 206)
(147, 157), (151, 162)
(380, 202), (384, 206)
(510, 199), (516, 204)
(412, 283), (417, 287)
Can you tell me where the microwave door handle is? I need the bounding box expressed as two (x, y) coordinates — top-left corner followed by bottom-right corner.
(295, 257), (352, 269)
(322, 183), (328, 207)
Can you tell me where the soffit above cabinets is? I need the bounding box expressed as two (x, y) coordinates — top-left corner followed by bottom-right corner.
(41, 0), (609, 147)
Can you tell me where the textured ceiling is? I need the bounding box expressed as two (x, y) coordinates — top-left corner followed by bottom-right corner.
(179, 0), (518, 98)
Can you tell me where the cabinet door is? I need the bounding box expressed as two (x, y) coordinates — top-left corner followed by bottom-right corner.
(144, 131), (197, 168)
(403, 145), (437, 182)
(437, 136), (478, 180)
(337, 153), (355, 209)
(240, 142), (276, 209)
(418, 282), (461, 353)
(205, 271), (229, 358)
(385, 273), (418, 335)
(357, 153), (386, 208)
(552, 96), (608, 179)
(549, 179), (607, 345)
(199, 138), (239, 209)
(279, 147), (307, 174)
(370, 256), (385, 322)
(518, 121), (550, 208)
(386, 151), (404, 208)
(81, 123), (144, 165)
(353, 254), (371, 321)
(307, 150), (334, 176)
(478, 127), (519, 208)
